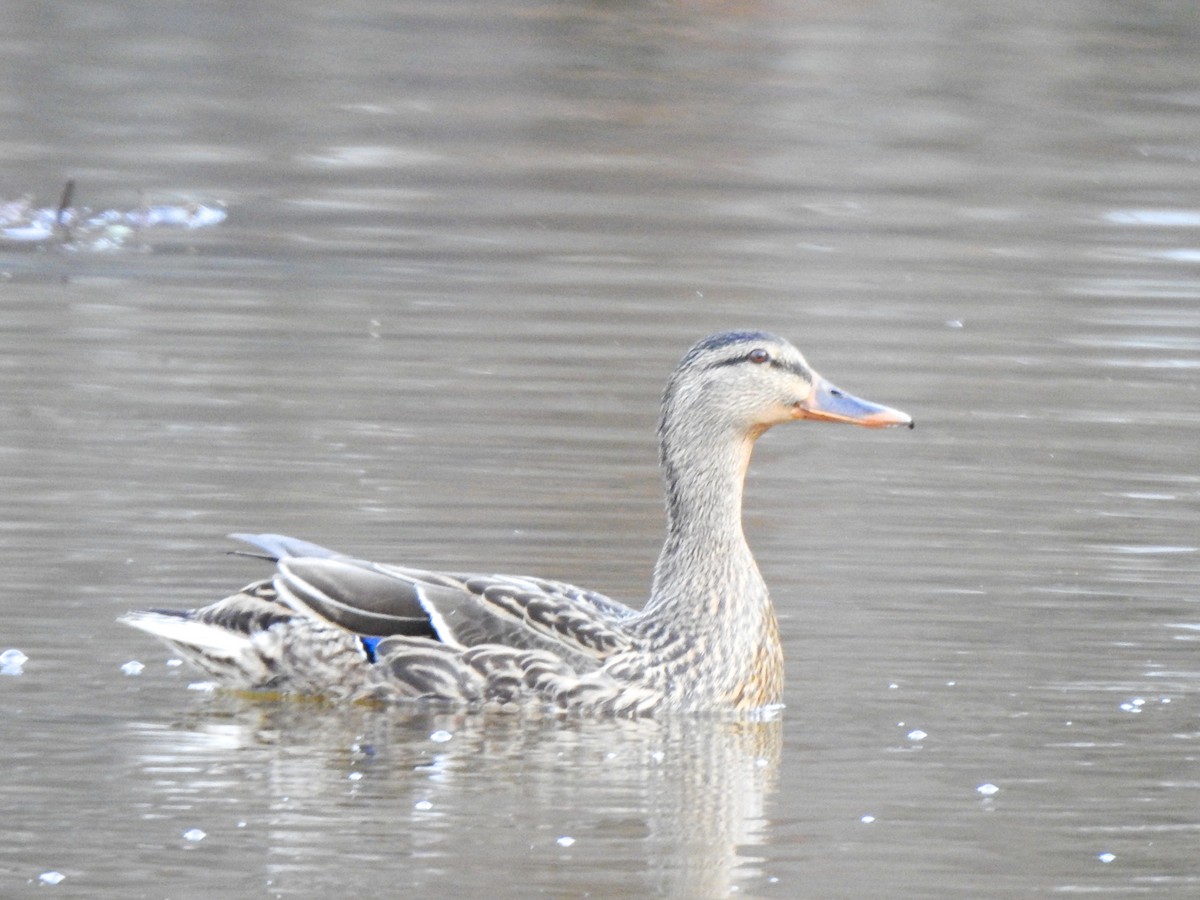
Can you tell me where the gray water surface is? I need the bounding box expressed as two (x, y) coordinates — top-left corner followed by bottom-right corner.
(3, 1), (1200, 897)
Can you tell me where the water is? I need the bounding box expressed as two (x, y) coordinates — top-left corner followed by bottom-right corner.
(3, 0), (1200, 896)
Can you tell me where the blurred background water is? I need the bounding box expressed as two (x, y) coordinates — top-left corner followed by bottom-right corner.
(2, 0), (1199, 896)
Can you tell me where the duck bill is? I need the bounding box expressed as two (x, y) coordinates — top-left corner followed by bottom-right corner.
(797, 374), (913, 429)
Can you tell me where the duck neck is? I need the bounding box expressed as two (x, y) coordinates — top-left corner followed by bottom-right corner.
(631, 389), (786, 711)
(647, 421), (765, 614)
(639, 419), (784, 710)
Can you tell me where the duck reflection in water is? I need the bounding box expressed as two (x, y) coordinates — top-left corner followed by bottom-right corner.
(128, 703), (783, 897)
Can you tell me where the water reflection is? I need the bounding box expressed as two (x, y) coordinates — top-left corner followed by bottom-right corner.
(128, 701), (781, 897)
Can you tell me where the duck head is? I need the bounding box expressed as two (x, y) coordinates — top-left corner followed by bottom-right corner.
(662, 330), (913, 441)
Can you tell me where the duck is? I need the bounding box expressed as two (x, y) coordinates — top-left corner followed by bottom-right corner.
(120, 330), (912, 715)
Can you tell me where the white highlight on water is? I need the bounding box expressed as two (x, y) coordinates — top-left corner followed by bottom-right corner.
(1, 648), (28, 675)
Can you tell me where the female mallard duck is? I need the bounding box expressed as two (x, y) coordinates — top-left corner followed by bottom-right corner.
(121, 331), (911, 715)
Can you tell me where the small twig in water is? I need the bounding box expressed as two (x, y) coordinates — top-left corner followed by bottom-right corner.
(55, 178), (75, 243)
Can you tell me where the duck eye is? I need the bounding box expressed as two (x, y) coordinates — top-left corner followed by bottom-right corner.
(748, 348), (771, 364)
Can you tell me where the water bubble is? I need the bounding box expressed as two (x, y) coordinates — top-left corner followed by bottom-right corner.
(120, 660), (145, 676)
(556, 836), (576, 848)
(1, 648), (28, 675)
(165, 658), (183, 667)
(182, 828), (206, 842)
(38, 871), (65, 885)
(348, 771), (363, 782)
(414, 800), (433, 811)
(907, 730), (928, 741)
(976, 783), (999, 796)
(1098, 852), (1115, 863)
(1119, 698), (1145, 713)
(429, 730), (453, 743)
(187, 681), (216, 692)
(860, 815), (876, 824)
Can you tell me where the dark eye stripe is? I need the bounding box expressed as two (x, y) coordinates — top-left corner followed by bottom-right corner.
(705, 350), (807, 379)
(705, 352), (758, 370)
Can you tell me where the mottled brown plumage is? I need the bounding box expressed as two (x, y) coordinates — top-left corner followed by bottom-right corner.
(121, 331), (911, 715)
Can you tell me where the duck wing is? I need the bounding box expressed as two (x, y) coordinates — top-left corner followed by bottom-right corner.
(232, 533), (640, 669)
